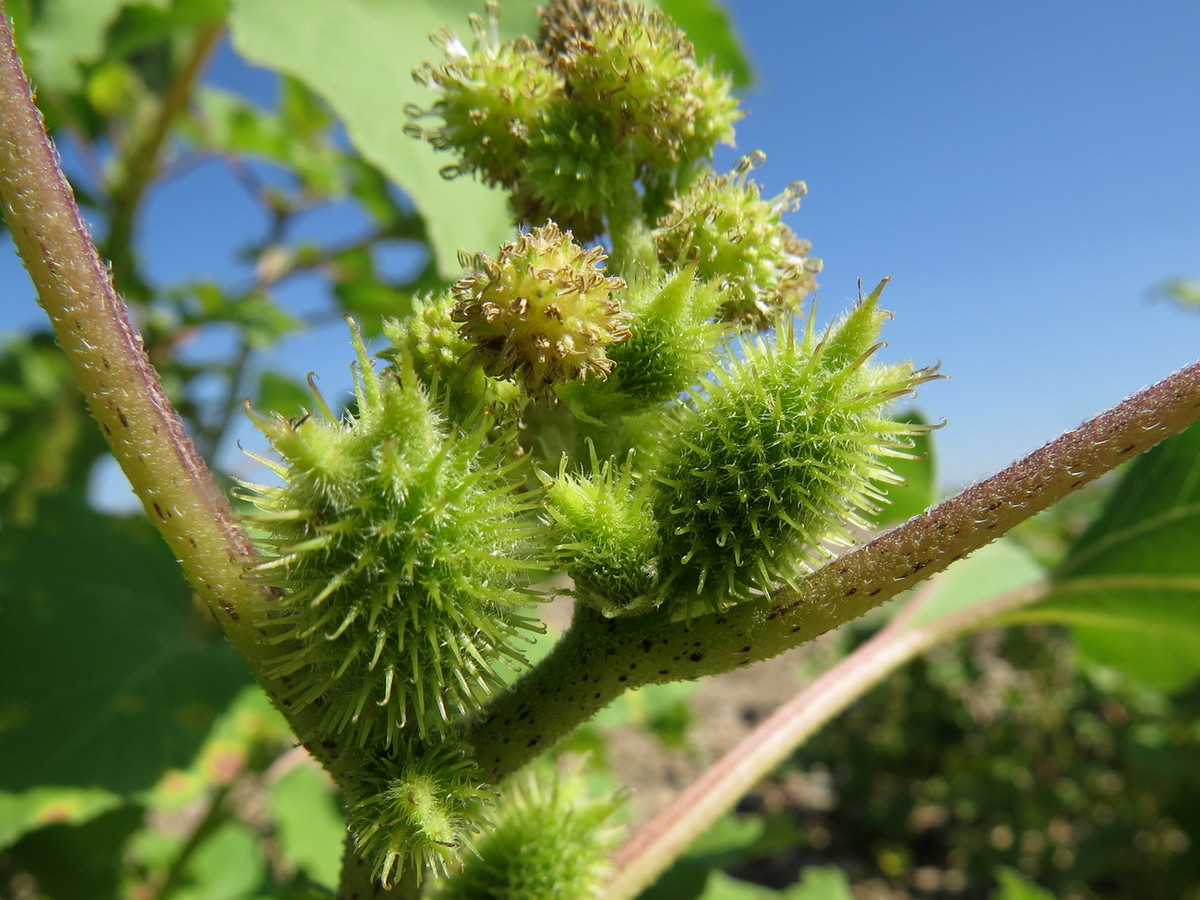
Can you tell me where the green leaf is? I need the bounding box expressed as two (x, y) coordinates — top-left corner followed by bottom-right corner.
(866, 411), (937, 528)
(1154, 278), (1200, 312)
(191, 87), (344, 197)
(0, 495), (250, 794)
(993, 867), (1058, 900)
(699, 872), (781, 900)
(784, 867), (855, 900)
(1015, 422), (1200, 691)
(256, 370), (314, 421)
(24, 0), (168, 91)
(107, 0), (229, 60)
(228, 0), (542, 278)
(175, 821), (265, 900)
(902, 538), (1046, 632)
(0, 785), (122, 849)
(268, 764), (345, 889)
(658, 0), (753, 88)
(4, 804), (144, 900)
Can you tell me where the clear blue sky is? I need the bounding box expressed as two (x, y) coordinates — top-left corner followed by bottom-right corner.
(721, 0), (1200, 488)
(1, 0), (1198, 498)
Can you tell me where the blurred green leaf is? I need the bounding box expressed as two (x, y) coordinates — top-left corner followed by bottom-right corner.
(993, 868), (1058, 900)
(658, 0), (752, 88)
(698, 871), (781, 899)
(0, 495), (250, 793)
(192, 87), (344, 197)
(4, 804), (144, 900)
(785, 867), (855, 900)
(107, 0), (228, 59)
(229, 0), (542, 278)
(279, 75), (333, 139)
(174, 280), (302, 348)
(333, 281), (414, 333)
(175, 821), (265, 900)
(256, 370), (314, 420)
(902, 538), (1046, 632)
(23, 0), (168, 91)
(697, 867), (854, 900)
(326, 245), (416, 331)
(1153, 278), (1200, 312)
(1014, 422), (1200, 691)
(0, 785), (122, 849)
(268, 764), (344, 890)
(866, 411), (937, 528)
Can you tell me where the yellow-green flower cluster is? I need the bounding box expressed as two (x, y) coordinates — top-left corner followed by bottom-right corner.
(409, 0), (739, 235)
(655, 152), (823, 328)
(451, 222), (630, 398)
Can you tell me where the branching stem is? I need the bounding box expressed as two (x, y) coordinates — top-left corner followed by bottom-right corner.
(103, 21), (224, 297)
(466, 360), (1200, 781)
(0, 4), (336, 747)
(604, 578), (1050, 897)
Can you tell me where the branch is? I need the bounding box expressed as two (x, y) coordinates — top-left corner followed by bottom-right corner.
(0, 6), (334, 746)
(102, 21), (224, 297)
(465, 359), (1200, 782)
(604, 578), (1050, 897)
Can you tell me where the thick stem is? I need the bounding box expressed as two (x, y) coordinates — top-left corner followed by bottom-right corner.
(605, 173), (657, 277)
(0, 5), (338, 752)
(0, 4), (260, 653)
(470, 605), (652, 782)
(604, 579), (1049, 898)
(465, 360), (1200, 782)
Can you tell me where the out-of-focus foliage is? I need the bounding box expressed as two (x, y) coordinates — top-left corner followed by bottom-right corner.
(1022, 421), (1200, 691)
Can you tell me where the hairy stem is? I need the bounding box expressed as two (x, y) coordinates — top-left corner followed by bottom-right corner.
(0, 6), (332, 743)
(605, 578), (1050, 898)
(466, 360), (1200, 782)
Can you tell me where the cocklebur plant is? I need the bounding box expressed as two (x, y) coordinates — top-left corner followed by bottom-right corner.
(237, 0), (941, 887)
(407, 0), (740, 240)
(5, 0), (1200, 897)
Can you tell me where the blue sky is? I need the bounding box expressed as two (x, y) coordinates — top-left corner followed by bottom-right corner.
(721, 0), (1200, 488)
(1, 0), (1198, 497)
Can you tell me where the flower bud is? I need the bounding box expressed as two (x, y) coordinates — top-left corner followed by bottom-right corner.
(451, 222), (630, 399)
(347, 739), (491, 886)
(655, 152), (822, 328)
(438, 762), (623, 899)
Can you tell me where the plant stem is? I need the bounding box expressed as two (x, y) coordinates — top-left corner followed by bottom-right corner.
(0, 5), (336, 749)
(465, 359), (1200, 782)
(605, 174), (657, 277)
(604, 578), (1049, 898)
(156, 782), (235, 900)
(0, 4), (257, 650)
(103, 21), (224, 299)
